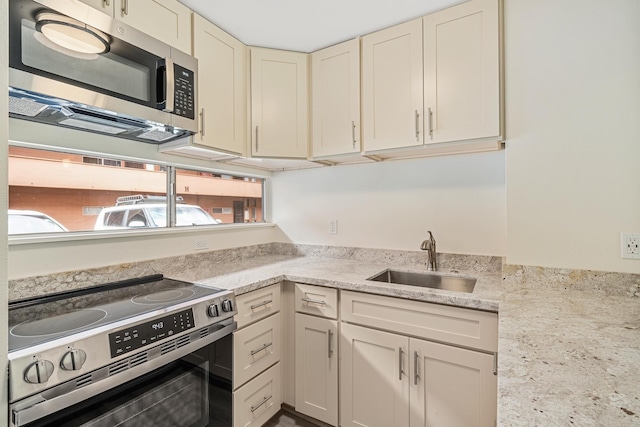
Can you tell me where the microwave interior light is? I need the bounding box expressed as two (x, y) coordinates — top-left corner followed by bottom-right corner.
(35, 12), (110, 55)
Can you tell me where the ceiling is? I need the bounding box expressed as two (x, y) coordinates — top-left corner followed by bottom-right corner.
(178, 0), (465, 53)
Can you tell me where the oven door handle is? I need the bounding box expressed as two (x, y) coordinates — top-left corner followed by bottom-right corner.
(11, 320), (236, 427)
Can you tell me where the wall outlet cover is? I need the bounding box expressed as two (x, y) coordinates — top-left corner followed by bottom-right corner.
(621, 233), (640, 259)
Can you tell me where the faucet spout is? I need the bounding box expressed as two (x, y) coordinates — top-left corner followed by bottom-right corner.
(420, 231), (437, 271)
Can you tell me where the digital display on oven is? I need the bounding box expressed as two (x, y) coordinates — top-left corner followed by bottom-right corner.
(108, 308), (195, 358)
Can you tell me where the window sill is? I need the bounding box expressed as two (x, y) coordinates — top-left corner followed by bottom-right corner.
(8, 222), (276, 246)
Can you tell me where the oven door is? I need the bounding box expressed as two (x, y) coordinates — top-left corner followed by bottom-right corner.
(11, 327), (234, 427)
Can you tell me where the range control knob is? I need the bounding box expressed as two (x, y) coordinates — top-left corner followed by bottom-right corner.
(221, 299), (234, 313)
(207, 303), (220, 317)
(60, 349), (87, 371)
(24, 360), (55, 384)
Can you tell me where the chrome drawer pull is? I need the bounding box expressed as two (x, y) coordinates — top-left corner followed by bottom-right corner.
(250, 395), (272, 413)
(250, 342), (272, 356)
(250, 300), (273, 310)
(301, 297), (326, 305)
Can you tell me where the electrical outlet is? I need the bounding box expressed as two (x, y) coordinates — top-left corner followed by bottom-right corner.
(621, 233), (640, 259)
(329, 219), (338, 235)
(195, 239), (208, 250)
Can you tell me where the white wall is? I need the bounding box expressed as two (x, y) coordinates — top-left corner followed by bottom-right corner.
(271, 151), (506, 256)
(505, 0), (640, 274)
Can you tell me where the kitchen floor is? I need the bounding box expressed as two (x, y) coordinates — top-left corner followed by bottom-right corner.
(263, 411), (320, 427)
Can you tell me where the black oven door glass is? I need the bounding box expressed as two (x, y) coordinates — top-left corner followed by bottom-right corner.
(25, 340), (232, 427)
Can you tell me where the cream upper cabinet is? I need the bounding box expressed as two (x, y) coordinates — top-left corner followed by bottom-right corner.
(361, 18), (424, 152)
(193, 14), (246, 155)
(250, 48), (309, 159)
(410, 338), (497, 427)
(311, 39), (360, 158)
(340, 323), (410, 427)
(423, 0), (501, 144)
(79, 0), (192, 54)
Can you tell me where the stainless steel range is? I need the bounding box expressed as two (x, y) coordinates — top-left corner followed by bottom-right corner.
(8, 274), (236, 427)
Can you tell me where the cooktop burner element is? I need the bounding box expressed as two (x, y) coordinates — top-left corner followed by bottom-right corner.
(10, 309), (108, 337)
(131, 288), (195, 304)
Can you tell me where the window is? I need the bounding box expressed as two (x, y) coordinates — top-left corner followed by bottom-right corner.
(8, 146), (265, 235)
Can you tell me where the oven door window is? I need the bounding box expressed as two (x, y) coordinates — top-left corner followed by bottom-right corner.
(25, 345), (232, 427)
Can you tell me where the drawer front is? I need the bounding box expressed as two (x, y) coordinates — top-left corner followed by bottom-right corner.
(295, 283), (338, 319)
(234, 313), (282, 388)
(236, 284), (281, 329)
(233, 363), (282, 427)
(341, 290), (498, 352)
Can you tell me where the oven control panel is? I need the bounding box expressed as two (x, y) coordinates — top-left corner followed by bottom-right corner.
(108, 308), (195, 358)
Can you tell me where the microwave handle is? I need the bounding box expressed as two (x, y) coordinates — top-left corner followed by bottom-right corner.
(157, 58), (175, 113)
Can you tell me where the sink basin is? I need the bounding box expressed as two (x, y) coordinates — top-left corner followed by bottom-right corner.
(367, 269), (476, 293)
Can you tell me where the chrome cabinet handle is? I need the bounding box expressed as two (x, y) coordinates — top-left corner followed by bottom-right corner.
(398, 347), (404, 380)
(413, 351), (420, 385)
(301, 297), (326, 305)
(250, 395), (272, 413)
(103, 0), (110, 7)
(121, 0), (128, 16)
(351, 120), (357, 149)
(328, 329), (334, 358)
(199, 108), (205, 137)
(255, 126), (259, 152)
(250, 300), (272, 310)
(250, 342), (272, 356)
(493, 353), (498, 376)
(428, 107), (433, 139)
(415, 110), (420, 141)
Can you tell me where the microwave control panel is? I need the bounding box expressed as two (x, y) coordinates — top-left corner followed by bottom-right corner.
(173, 64), (195, 120)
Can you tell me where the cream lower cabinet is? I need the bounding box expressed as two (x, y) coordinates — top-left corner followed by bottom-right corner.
(340, 323), (410, 427)
(293, 284), (339, 425)
(233, 284), (283, 427)
(79, 0), (192, 54)
(340, 290), (498, 427)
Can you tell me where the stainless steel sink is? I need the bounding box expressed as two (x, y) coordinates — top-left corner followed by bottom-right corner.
(367, 269), (476, 293)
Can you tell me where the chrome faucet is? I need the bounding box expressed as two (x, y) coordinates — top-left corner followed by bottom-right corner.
(420, 231), (437, 271)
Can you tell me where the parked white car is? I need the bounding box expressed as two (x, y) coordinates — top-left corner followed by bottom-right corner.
(8, 209), (68, 235)
(94, 195), (218, 230)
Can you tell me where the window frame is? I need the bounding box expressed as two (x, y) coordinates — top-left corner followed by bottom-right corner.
(7, 141), (270, 244)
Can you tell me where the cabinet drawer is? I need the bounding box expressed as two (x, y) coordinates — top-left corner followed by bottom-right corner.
(235, 284), (281, 329)
(295, 283), (338, 319)
(233, 363), (282, 427)
(234, 313), (282, 388)
(341, 290), (498, 352)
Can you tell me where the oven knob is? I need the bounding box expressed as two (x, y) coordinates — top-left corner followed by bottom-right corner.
(207, 303), (220, 317)
(60, 349), (87, 371)
(221, 299), (234, 313)
(24, 360), (55, 384)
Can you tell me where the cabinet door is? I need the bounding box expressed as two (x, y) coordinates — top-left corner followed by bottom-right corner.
(78, 0), (113, 14)
(362, 18), (423, 152)
(295, 314), (338, 425)
(117, 0), (192, 54)
(311, 39), (360, 158)
(340, 323), (409, 427)
(250, 48), (309, 159)
(423, 0), (500, 144)
(409, 338), (497, 427)
(193, 14), (246, 155)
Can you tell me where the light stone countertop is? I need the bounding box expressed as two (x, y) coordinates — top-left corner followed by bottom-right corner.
(167, 255), (640, 426)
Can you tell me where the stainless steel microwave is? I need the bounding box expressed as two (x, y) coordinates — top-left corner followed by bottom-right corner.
(8, 0), (198, 143)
